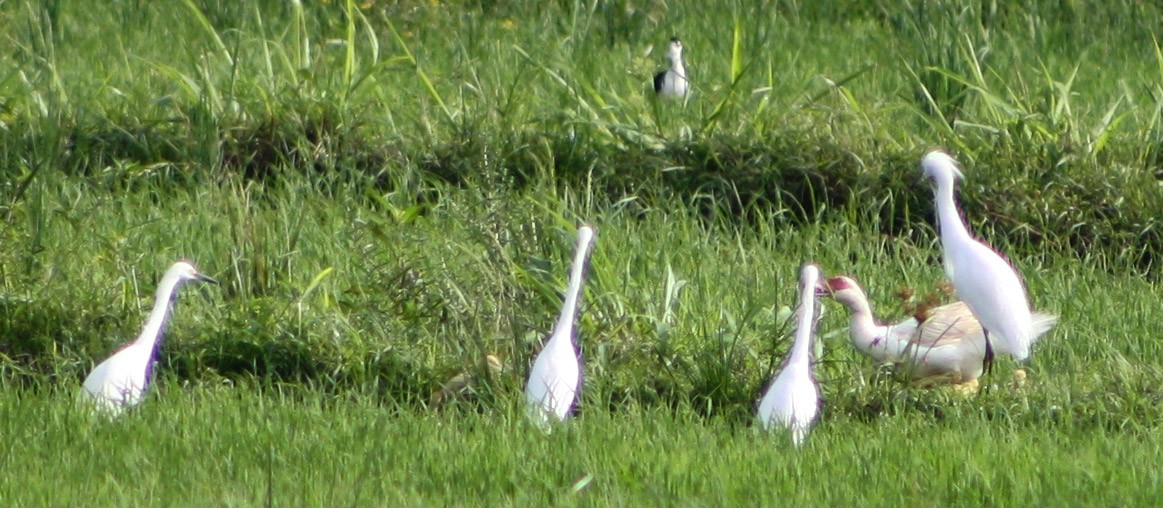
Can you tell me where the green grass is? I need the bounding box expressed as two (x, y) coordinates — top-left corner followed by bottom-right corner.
(1, 0), (1162, 503)
(2, 378), (1162, 505)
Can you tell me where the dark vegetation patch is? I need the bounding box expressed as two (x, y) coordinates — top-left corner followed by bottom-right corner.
(8, 116), (1158, 275)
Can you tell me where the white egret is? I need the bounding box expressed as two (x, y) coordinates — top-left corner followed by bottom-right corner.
(922, 150), (1052, 363)
(82, 260), (217, 413)
(653, 37), (689, 98)
(525, 225), (596, 428)
(757, 264), (827, 446)
(823, 276), (1057, 387)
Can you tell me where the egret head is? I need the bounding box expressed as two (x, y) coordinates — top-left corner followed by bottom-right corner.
(170, 260), (219, 285)
(822, 275), (867, 309)
(667, 37), (683, 62)
(577, 224), (597, 253)
(799, 264), (823, 294)
(921, 149), (965, 185)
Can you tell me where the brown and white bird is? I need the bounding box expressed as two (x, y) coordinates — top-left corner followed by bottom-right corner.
(823, 276), (1057, 387)
(430, 354), (505, 407)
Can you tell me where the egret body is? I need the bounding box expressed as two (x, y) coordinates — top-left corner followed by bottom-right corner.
(922, 150), (1048, 362)
(653, 38), (689, 98)
(525, 225), (596, 428)
(824, 276), (1056, 386)
(757, 264), (826, 446)
(83, 261), (217, 414)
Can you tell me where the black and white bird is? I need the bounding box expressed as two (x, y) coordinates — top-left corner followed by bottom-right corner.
(525, 225), (596, 430)
(653, 37), (689, 98)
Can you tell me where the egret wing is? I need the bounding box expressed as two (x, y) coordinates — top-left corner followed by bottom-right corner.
(911, 302), (985, 349)
(948, 240), (1033, 358)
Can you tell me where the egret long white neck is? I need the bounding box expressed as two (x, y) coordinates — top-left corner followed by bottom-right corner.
(836, 291), (884, 352)
(788, 278), (819, 366)
(135, 272), (184, 353)
(935, 179), (972, 244)
(550, 228), (595, 342)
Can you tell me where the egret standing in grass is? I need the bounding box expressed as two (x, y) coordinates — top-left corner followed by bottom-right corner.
(525, 225), (596, 429)
(83, 260), (217, 414)
(823, 275), (1057, 388)
(653, 37), (689, 98)
(922, 150), (1055, 364)
(758, 264), (827, 446)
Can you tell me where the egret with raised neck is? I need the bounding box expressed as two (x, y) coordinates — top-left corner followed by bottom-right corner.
(525, 225), (596, 429)
(757, 264), (827, 446)
(83, 260), (217, 414)
(922, 150), (1053, 364)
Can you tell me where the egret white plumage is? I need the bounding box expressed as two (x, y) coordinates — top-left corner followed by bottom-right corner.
(922, 150), (1054, 363)
(824, 276), (1057, 387)
(653, 37), (689, 98)
(757, 264), (826, 446)
(82, 260), (217, 414)
(525, 225), (596, 428)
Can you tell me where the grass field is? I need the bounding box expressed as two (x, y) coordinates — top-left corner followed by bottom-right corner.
(1, 0), (1162, 504)
(3, 383), (1162, 505)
